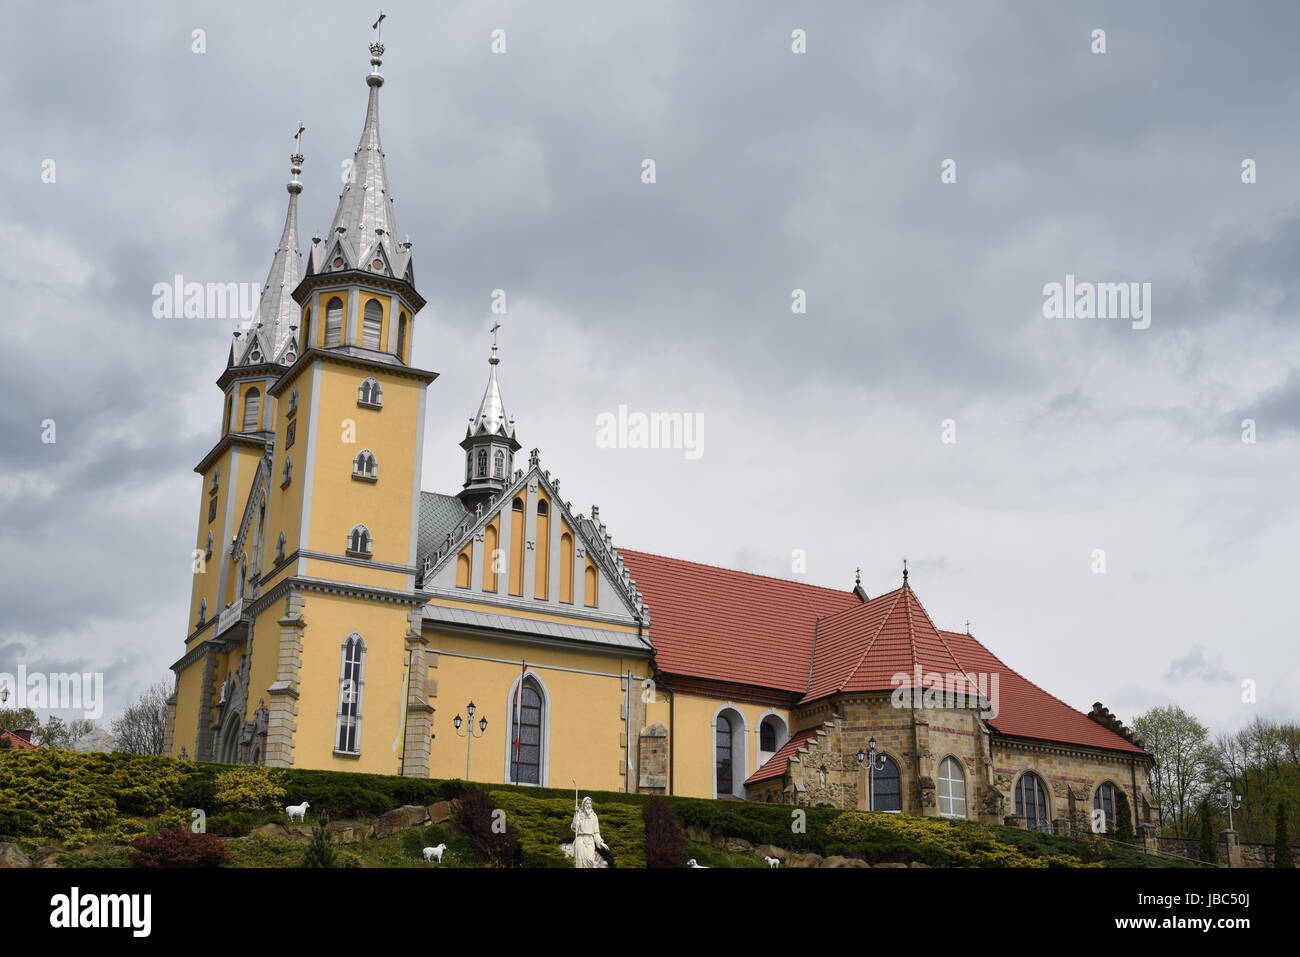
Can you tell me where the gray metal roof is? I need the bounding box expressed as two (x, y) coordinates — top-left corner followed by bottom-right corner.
(417, 491), (469, 560)
(422, 603), (651, 653)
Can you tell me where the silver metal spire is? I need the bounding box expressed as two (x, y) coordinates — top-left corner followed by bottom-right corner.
(239, 134), (304, 366)
(467, 323), (514, 439)
(320, 16), (411, 283)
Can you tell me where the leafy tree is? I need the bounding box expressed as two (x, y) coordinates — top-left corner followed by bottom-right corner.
(1133, 705), (1217, 836)
(112, 681), (170, 755)
(1198, 800), (1218, 865)
(1113, 788), (1135, 844)
(0, 708), (40, 734)
(1275, 802), (1294, 869)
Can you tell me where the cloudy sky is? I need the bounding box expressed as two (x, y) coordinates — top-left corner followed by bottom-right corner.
(2, 0), (1297, 738)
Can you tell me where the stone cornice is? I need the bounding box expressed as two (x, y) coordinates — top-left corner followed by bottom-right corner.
(192, 432), (269, 475)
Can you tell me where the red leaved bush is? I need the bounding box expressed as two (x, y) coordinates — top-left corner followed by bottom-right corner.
(643, 796), (684, 868)
(132, 827), (228, 868)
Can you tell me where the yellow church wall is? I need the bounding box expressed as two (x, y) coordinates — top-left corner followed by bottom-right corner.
(188, 441), (264, 640)
(269, 367), (314, 565)
(426, 627), (650, 791)
(245, 603), (284, 725)
(302, 555), (408, 591)
(290, 590), (416, 775)
(663, 692), (793, 799)
(304, 363), (420, 567)
(170, 657), (204, 758)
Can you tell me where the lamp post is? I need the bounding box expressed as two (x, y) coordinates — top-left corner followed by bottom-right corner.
(453, 702), (488, 780)
(857, 737), (887, 812)
(1211, 780), (1243, 832)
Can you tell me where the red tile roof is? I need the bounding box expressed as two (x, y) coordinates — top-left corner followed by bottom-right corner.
(621, 550), (1146, 757)
(619, 550), (860, 694)
(745, 726), (819, 785)
(0, 730), (36, 750)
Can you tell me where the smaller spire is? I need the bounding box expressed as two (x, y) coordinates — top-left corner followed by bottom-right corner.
(902, 557), (909, 587)
(854, 567), (861, 587)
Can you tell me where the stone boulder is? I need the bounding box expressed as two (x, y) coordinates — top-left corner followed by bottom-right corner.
(785, 852), (824, 868)
(372, 804), (429, 839)
(724, 837), (753, 853)
(820, 855), (870, 868)
(908, 861), (930, 868)
(873, 862), (908, 868)
(426, 800), (454, 824)
(325, 821), (373, 844)
(0, 843), (32, 868)
(753, 844), (788, 861)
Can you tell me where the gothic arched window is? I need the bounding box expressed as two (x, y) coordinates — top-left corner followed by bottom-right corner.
(348, 525), (372, 557)
(336, 634), (365, 754)
(324, 296), (344, 347)
(476, 449), (487, 478)
(508, 675), (545, 785)
(1094, 781), (1118, 833)
(358, 377), (382, 407)
(872, 755), (902, 812)
(353, 449), (377, 479)
(197, 598), (207, 627)
(241, 388), (261, 432)
(281, 456), (292, 488)
(493, 450), (504, 478)
(362, 300), (383, 350)
(938, 756), (967, 819)
(716, 714), (734, 797)
(396, 313), (408, 361)
(275, 531), (286, 564)
(1016, 772), (1050, 832)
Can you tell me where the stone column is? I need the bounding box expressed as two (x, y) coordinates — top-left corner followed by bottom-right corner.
(401, 605), (433, 777)
(637, 723), (668, 794)
(194, 647), (218, 761)
(1222, 829), (1243, 869)
(1004, 814), (1025, 829)
(162, 691), (178, 757)
(264, 591), (306, 768)
(1138, 822), (1160, 856)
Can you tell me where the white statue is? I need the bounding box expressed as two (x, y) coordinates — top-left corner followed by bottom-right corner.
(570, 796), (609, 868)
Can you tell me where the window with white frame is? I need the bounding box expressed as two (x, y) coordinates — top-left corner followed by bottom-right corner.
(358, 377), (382, 407)
(1016, 772), (1050, 832)
(937, 756), (967, 818)
(335, 633), (365, 754)
(347, 525), (372, 557)
(362, 300), (383, 350)
(281, 455), (292, 488)
(353, 449), (377, 479)
(507, 675), (545, 784)
(241, 388), (261, 432)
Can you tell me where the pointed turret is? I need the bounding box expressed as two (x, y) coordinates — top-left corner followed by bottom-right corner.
(314, 22), (413, 285)
(458, 324), (521, 508)
(236, 138), (304, 366)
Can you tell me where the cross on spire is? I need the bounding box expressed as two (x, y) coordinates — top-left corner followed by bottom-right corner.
(372, 10), (386, 45)
(293, 123), (305, 153)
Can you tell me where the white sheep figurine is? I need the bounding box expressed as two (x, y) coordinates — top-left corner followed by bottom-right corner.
(763, 856), (781, 868)
(686, 858), (709, 868)
(285, 801), (310, 823)
(422, 843), (447, 863)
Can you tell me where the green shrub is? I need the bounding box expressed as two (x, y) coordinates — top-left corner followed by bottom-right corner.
(57, 846), (135, 868)
(214, 766), (287, 813)
(207, 811), (268, 837)
(302, 822), (336, 868)
(224, 834), (306, 868)
(490, 790), (646, 869)
(1275, 802), (1293, 869)
(1113, 788), (1135, 844)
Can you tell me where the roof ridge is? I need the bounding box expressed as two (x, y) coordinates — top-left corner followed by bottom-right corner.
(904, 590), (969, 678)
(619, 548), (855, 598)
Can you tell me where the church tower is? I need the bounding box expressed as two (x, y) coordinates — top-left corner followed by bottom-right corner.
(170, 22), (439, 774)
(457, 328), (521, 512)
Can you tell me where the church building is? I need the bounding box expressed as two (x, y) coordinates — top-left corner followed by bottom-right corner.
(166, 28), (1158, 837)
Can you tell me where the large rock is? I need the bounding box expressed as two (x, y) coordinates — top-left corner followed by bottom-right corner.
(785, 852), (824, 868)
(874, 862), (908, 868)
(724, 837), (753, 853)
(908, 861), (930, 868)
(33, 846), (63, 867)
(251, 823), (291, 840)
(753, 844), (788, 861)
(325, 821), (373, 844)
(820, 855), (870, 868)
(426, 801), (454, 824)
(685, 825), (710, 843)
(0, 843), (32, 868)
(372, 804), (429, 839)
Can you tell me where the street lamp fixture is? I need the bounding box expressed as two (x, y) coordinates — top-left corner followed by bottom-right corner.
(1211, 781), (1243, 832)
(454, 702), (487, 780)
(858, 736), (887, 811)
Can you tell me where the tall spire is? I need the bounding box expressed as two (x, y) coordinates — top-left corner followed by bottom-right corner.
(316, 13), (412, 285)
(237, 133), (304, 367)
(458, 323), (521, 507)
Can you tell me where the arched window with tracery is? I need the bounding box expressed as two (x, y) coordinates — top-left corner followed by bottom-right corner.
(336, 634), (365, 754)
(507, 675), (545, 785)
(1016, 772), (1050, 832)
(937, 756), (967, 819)
(872, 755), (902, 812)
(348, 525), (372, 557)
(1094, 781), (1119, 833)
